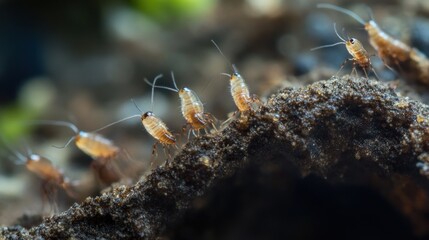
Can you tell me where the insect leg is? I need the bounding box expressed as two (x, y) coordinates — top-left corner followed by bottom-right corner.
(150, 142), (158, 167)
(162, 145), (172, 164)
(362, 67), (369, 79)
(335, 58), (352, 77)
(204, 112), (219, 132)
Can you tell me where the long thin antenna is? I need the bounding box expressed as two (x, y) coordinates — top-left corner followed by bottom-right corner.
(311, 23), (347, 51)
(334, 23), (346, 42)
(0, 135), (27, 164)
(170, 71), (179, 91)
(91, 114), (141, 133)
(131, 99), (143, 113)
(21, 139), (33, 157)
(317, 3), (366, 25)
(311, 42), (345, 51)
(144, 78), (178, 93)
(52, 136), (76, 149)
(365, 5), (375, 21)
(151, 74), (163, 112)
(211, 39), (235, 72)
(28, 120), (79, 134)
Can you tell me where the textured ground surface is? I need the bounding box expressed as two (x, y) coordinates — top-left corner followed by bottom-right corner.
(2, 76), (429, 239)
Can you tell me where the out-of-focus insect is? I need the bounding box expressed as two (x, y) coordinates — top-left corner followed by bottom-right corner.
(317, 3), (429, 83)
(211, 40), (260, 114)
(1, 140), (79, 210)
(144, 72), (217, 137)
(311, 23), (379, 79)
(29, 120), (125, 185)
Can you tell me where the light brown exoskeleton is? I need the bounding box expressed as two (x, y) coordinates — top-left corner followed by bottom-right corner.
(311, 23), (379, 79)
(145, 72), (217, 137)
(1, 141), (78, 211)
(211, 40), (261, 114)
(30, 120), (124, 185)
(318, 3), (429, 83)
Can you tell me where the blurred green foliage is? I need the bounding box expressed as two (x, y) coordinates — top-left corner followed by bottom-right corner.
(132, 0), (215, 24)
(0, 105), (36, 141)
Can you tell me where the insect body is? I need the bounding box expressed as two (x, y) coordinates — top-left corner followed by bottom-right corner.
(317, 3), (429, 83)
(81, 74), (176, 162)
(74, 131), (119, 160)
(365, 21), (411, 62)
(30, 120), (123, 184)
(145, 72), (216, 136)
(139, 74), (177, 146)
(1, 142), (79, 205)
(311, 23), (377, 79)
(32, 120), (120, 161)
(135, 74), (177, 162)
(141, 111), (176, 145)
(211, 40), (259, 113)
(226, 65), (253, 112)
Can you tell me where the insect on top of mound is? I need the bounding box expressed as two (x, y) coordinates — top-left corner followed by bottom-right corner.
(144, 72), (217, 137)
(311, 23), (379, 79)
(211, 40), (260, 113)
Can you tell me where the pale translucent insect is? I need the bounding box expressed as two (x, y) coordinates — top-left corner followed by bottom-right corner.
(144, 72), (217, 136)
(211, 40), (260, 113)
(311, 23), (379, 79)
(29, 120), (124, 184)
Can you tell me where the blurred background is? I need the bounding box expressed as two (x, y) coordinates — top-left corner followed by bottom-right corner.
(0, 0), (428, 226)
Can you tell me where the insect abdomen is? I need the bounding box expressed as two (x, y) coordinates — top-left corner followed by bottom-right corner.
(143, 116), (176, 145)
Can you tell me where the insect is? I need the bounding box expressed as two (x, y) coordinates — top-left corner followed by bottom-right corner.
(29, 120), (125, 185)
(73, 74), (176, 164)
(211, 40), (260, 113)
(311, 23), (378, 79)
(144, 72), (217, 137)
(136, 74), (177, 161)
(1, 140), (78, 211)
(317, 3), (429, 83)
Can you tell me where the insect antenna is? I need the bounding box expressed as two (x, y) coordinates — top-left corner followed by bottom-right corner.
(151, 74), (164, 112)
(91, 114), (141, 133)
(131, 99), (144, 113)
(28, 120), (80, 149)
(29, 120), (79, 134)
(0, 135), (27, 164)
(21, 139), (33, 157)
(52, 136), (76, 149)
(317, 3), (366, 25)
(311, 23), (346, 51)
(364, 5), (375, 21)
(311, 42), (345, 51)
(211, 39), (240, 76)
(144, 74), (179, 93)
(170, 71), (180, 92)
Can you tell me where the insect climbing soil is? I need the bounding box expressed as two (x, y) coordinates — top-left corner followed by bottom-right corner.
(2, 76), (429, 239)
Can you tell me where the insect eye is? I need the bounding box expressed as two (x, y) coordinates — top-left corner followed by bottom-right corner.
(143, 112), (153, 119)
